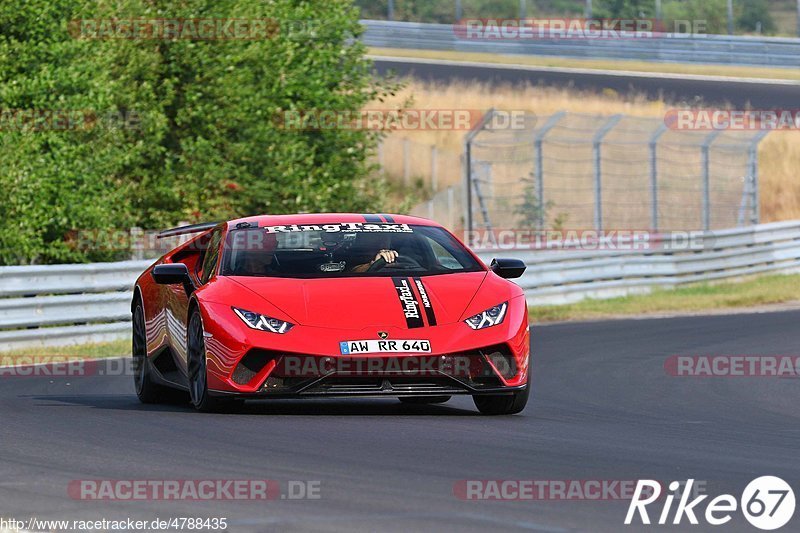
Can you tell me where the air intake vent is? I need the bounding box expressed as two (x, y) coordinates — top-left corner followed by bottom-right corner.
(232, 350), (277, 385)
(481, 344), (518, 380)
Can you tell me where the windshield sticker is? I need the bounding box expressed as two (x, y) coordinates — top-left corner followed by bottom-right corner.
(318, 261), (346, 273)
(263, 222), (413, 234)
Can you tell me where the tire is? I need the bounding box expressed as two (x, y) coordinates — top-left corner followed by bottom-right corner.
(132, 302), (173, 404)
(187, 307), (242, 413)
(473, 384), (529, 415)
(398, 396), (451, 404)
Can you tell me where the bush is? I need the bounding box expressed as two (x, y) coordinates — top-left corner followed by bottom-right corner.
(736, 0), (775, 34)
(0, 0), (398, 264)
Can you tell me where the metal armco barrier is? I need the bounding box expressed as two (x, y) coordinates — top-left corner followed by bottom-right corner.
(0, 260), (150, 350)
(361, 20), (800, 68)
(1, 220), (799, 349)
(475, 221), (800, 305)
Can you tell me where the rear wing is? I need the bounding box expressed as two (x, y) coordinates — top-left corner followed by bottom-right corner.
(157, 222), (221, 239)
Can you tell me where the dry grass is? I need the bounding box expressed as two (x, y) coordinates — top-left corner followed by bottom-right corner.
(0, 339), (130, 361)
(377, 79), (667, 153)
(759, 131), (800, 222)
(376, 79), (800, 222)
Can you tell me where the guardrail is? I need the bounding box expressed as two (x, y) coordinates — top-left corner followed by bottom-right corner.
(362, 20), (800, 68)
(475, 221), (800, 305)
(0, 260), (150, 350)
(1, 220), (799, 350)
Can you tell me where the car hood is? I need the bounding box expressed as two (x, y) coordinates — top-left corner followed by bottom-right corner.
(225, 272), (489, 330)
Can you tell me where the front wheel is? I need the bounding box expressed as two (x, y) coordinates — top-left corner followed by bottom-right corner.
(132, 302), (173, 404)
(473, 385), (529, 415)
(187, 308), (241, 413)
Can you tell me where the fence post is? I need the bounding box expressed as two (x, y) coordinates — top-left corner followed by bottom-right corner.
(403, 138), (410, 186)
(649, 123), (668, 232)
(727, 0), (734, 35)
(701, 130), (723, 231)
(430, 145), (438, 192)
(388, 0), (394, 21)
(463, 108), (496, 237)
(447, 186), (455, 230)
(130, 227), (143, 261)
(592, 115), (623, 232)
(534, 112), (566, 230)
(749, 131), (770, 225)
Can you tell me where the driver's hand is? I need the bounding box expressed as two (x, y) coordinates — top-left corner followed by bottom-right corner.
(373, 249), (398, 264)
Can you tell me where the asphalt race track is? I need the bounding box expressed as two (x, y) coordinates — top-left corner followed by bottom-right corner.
(373, 57), (800, 108)
(2, 310), (799, 532)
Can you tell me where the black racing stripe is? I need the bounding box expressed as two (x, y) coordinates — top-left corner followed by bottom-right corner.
(380, 214), (395, 223)
(413, 277), (437, 327)
(363, 214), (383, 223)
(392, 276), (424, 329)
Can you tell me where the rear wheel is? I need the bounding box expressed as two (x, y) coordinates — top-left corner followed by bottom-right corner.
(187, 308), (242, 413)
(473, 385), (529, 415)
(398, 396), (451, 405)
(132, 302), (172, 404)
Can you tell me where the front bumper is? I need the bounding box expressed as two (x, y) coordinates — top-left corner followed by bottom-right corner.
(210, 374), (528, 399)
(201, 297), (530, 396)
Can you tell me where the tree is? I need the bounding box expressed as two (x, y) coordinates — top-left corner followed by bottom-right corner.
(0, 0), (398, 264)
(736, 0), (775, 34)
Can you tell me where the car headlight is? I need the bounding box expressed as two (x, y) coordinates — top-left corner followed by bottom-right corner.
(464, 302), (508, 330)
(233, 307), (294, 334)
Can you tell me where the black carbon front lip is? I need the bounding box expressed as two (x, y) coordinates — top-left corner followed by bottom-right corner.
(209, 371), (525, 398)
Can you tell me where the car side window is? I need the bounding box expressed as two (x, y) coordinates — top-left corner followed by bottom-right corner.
(425, 236), (461, 270)
(199, 228), (223, 284)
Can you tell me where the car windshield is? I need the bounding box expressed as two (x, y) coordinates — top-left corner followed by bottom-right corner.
(220, 223), (483, 278)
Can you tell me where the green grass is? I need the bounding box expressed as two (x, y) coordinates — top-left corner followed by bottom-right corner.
(370, 47), (800, 82)
(0, 338), (130, 362)
(530, 273), (800, 322)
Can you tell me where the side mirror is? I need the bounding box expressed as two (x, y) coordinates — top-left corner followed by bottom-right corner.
(152, 263), (195, 295)
(490, 258), (526, 279)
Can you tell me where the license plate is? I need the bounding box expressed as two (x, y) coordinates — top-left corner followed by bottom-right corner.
(339, 339), (431, 355)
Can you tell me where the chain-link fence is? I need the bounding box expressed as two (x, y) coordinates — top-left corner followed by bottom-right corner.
(378, 135), (462, 192)
(409, 110), (769, 233)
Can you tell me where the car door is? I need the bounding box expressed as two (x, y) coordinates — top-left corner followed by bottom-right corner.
(167, 227), (223, 376)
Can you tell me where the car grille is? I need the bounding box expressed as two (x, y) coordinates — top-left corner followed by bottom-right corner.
(235, 346), (517, 393)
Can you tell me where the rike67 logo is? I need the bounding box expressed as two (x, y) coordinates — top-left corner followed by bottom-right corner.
(626, 477), (795, 530)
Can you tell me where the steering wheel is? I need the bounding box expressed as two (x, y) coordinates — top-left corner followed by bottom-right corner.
(366, 255), (423, 272)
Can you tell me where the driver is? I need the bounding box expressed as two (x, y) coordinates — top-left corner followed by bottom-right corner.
(349, 232), (399, 273)
(234, 233), (279, 276)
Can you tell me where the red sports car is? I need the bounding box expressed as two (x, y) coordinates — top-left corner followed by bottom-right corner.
(132, 214), (530, 414)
